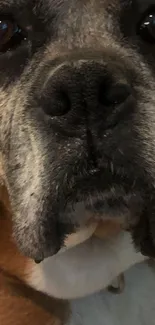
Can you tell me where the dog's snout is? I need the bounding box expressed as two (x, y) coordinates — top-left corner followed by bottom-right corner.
(40, 61), (131, 120)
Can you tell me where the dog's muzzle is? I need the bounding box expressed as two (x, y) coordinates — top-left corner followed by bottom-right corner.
(9, 56), (142, 262)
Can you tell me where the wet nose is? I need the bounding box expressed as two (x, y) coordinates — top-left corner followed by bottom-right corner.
(40, 61), (131, 120)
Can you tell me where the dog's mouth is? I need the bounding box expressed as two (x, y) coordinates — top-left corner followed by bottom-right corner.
(55, 163), (146, 246)
(9, 155), (151, 262)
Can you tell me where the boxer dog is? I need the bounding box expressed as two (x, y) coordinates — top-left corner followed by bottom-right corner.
(0, 0), (155, 322)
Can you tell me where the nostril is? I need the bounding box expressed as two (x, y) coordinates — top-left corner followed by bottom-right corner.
(99, 83), (131, 107)
(41, 88), (71, 117)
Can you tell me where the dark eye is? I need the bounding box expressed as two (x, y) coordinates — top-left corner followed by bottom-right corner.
(0, 18), (27, 52)
(138, 10), (155, 43)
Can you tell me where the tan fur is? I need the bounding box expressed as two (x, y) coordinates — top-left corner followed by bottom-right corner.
(0, 189), (69, 325)
(0, 271), (69, 325)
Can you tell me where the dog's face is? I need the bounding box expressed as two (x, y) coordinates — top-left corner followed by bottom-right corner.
(1, 0), (155, 261)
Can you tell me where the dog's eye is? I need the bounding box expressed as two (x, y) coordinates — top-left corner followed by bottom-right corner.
(0, 18), (27, 52)
(138, 11), (155, 43)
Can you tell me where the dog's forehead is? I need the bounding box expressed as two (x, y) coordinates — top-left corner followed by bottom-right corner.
(0, 0), (154, 19)
(0, 0), (122, 41)
(0, 0), (154, 23)
(0, 0), (115, 6)
(0, 0), (119, 12)
(0, 0), (150, 7)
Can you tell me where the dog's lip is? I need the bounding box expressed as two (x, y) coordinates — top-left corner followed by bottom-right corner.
(69, 166), (136, 199)
(64, 165), (145, 223)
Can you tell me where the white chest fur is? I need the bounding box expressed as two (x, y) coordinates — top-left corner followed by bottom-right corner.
(68, 262), (155, 325)
(28, 231), (146, 299)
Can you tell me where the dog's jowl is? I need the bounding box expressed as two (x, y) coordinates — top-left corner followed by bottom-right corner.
(1, 0), (155, 261)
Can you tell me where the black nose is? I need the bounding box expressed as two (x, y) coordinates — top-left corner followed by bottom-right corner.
(40, 62), (131, 119)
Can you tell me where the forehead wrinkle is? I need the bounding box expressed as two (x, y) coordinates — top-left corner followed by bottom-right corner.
(0, 0), (25, 8)
(0, 0), (66, 21)
(36, 0), (64, 12)
(0, 0), (43, 10)
(0, 0), (119, 13)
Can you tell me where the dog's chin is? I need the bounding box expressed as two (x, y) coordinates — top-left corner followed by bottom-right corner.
(49, 179), (143, 261)
(64, 186), (143, 234)
(55, 167), (144, 255)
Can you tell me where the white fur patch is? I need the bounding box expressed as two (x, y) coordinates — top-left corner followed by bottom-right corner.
(28, 231), (146, 299)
